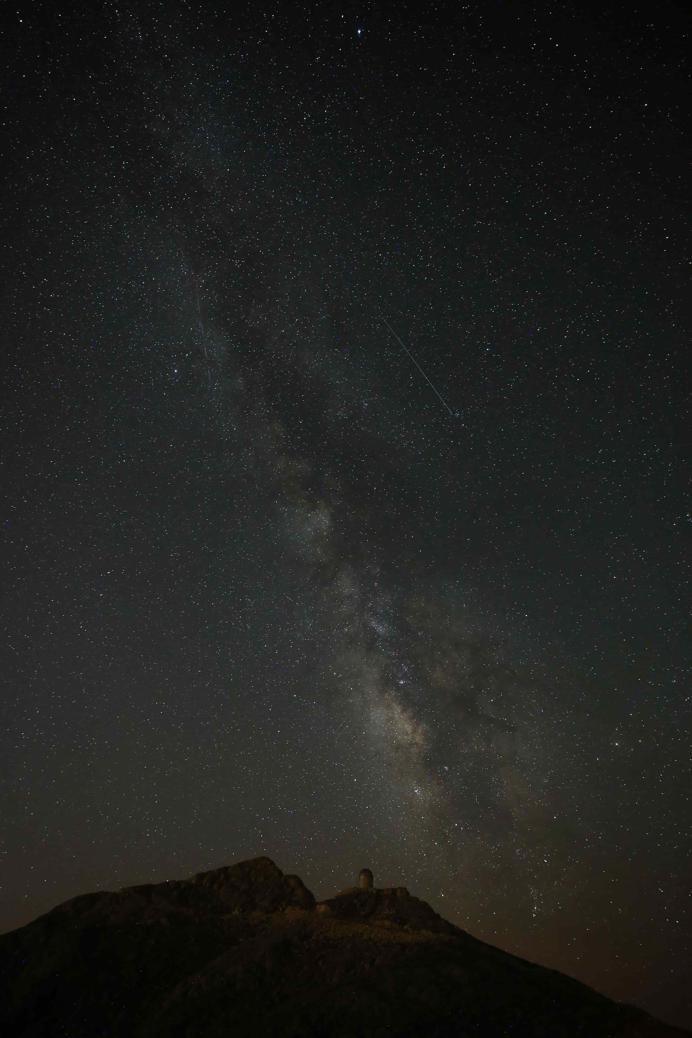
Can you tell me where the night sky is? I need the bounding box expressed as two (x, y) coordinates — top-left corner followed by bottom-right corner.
(1, 0), (689, 1028)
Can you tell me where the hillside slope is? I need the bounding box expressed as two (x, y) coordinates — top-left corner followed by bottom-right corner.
(0, 857), (687, 1037)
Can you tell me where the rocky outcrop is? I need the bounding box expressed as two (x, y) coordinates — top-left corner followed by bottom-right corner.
(317, 885), (458, 935)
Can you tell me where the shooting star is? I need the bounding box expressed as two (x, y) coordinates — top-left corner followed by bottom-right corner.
(379, 315), (455, 417)
(192, 272), (213, 390)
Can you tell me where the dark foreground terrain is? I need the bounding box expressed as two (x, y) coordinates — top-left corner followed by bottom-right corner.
(1, 857), (687, 1037)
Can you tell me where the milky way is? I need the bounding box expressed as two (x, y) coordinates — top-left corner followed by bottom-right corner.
(1, 1), (689, 1029)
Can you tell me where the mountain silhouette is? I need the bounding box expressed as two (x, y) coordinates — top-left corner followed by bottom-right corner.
(1, 857), (687, 1037)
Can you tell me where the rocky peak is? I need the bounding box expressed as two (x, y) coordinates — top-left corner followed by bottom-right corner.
(184, 856), (315, 912)
(45, 856), (314, 928)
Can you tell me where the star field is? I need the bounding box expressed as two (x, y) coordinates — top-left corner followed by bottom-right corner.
(1, 0), (689, 1029)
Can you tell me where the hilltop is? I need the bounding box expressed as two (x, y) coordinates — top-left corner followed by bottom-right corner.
(0, 857), (687, 1037)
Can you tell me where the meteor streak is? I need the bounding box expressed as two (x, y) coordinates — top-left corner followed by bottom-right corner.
(192, 272), (213, 389)
(379, 315), (455, 417)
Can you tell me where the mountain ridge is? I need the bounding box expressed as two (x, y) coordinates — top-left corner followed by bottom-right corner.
(1, 856), (687, 1037)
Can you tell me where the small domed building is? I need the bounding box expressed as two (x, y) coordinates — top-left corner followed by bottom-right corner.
(358, 868), (374, 891)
